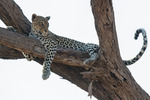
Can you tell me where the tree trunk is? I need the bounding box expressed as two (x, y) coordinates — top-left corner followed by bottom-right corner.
(0, 0), (149, 99)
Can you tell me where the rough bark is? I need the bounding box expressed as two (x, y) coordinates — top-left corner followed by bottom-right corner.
(0, 0), (31, 35)
(0, 0), (149, 99)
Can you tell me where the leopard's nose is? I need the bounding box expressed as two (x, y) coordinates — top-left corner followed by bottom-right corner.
(39, 31), (42, 34)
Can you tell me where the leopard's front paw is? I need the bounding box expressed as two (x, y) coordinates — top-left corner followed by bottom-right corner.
(42, 69), (50, 80)
(22, 53), (35, 61)
(42, 61), (51, 80)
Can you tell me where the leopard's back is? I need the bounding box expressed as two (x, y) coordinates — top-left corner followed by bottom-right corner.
(50, 32), (86, 51)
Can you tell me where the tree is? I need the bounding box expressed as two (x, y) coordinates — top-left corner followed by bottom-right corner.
(0, 0), (149, 99)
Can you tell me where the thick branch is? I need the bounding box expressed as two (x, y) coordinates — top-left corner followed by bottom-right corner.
(0, 0), (31, 34)
(0, 44), (23, 59)
(0, 27), (90, 68)
(91, 0), (150, 99)
(0, 28), (45, 58)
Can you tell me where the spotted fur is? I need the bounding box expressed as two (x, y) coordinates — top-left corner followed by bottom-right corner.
(23, 14), (147, 80)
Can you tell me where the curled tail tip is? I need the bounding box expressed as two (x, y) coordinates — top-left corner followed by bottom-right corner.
(135, 28), (147, 40)
(136, 28), (146, 33)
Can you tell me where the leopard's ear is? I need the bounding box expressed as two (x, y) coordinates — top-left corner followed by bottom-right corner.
(32, 14), (37, 21)
(46, 16), (50, 21)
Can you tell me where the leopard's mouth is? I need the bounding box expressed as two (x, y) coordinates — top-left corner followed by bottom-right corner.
(36, 31), (43, 37)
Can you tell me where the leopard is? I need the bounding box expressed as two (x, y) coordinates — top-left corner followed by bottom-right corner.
(23, 14), (147, 80)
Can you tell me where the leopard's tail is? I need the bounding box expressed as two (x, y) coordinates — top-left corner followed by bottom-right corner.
(123, 28), (148, 66)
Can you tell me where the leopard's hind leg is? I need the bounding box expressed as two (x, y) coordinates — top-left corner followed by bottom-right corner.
(83, 43), (100, 64)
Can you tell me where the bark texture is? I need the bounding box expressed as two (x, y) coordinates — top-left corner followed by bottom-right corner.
(0, 0), (149, 99)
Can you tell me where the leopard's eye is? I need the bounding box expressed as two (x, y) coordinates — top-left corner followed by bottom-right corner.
(40, 22), (44, 27)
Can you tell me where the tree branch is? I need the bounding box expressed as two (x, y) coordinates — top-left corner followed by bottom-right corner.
(0, 0), (31, 35)
(90, 0), (150, 99)
(0, 44), (23, 59)
(0, 28), (45, 57)
(0, 27), (91, 68)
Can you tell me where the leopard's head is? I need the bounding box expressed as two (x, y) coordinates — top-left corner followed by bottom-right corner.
(31, 14), (50, 37)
